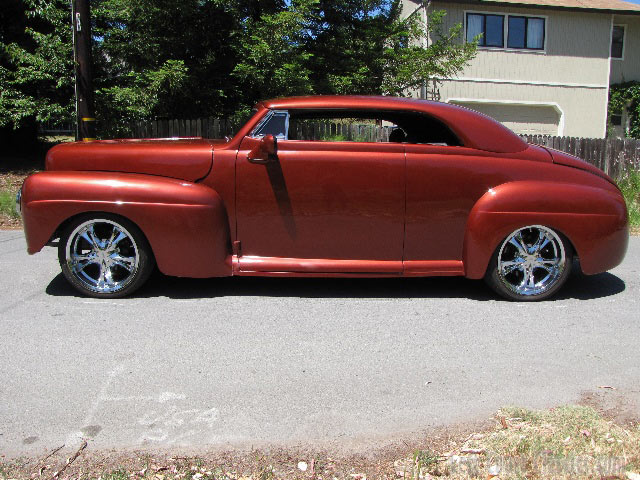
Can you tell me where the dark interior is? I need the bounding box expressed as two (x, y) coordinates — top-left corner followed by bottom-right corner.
(285, 109), (462, 146)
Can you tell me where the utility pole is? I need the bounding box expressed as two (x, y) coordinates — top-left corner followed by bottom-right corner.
(71, 0), (96, 141)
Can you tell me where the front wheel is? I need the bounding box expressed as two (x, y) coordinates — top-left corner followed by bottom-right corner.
(58, 214), (155, 298)
(484, 225), (572, 301)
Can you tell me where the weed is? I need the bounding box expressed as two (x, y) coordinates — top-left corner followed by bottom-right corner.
(102, 469), (129, 480)
(619, 169), (640, 228)
(0, 187), (19, 219)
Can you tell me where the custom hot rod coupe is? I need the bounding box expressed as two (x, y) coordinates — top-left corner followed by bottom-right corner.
(17, 96), (628, 300)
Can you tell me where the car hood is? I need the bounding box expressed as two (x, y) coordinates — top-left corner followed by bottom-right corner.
(45, 137), (216, 182)
(543, 146), (617, 186)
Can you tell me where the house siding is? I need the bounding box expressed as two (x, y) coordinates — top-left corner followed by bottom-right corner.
(610, 14), (640, 83)
(438, 81), (608, 137)
(430, 1), (611, 87)
(402, 0), (616, 138)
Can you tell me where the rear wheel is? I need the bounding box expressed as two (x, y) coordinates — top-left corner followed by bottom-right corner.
(484, 225), (572, 301)
(58, 215), (155, 298)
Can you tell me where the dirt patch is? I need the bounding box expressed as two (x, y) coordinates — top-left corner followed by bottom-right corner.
(579, 387), (640, 427)
(1, 407), (639, 480)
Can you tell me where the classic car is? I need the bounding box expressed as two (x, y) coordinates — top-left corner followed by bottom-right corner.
(17, 96), (628, 300)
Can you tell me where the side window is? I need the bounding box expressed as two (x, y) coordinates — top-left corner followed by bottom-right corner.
(252, 111), (289, 139)
(288, 117), (390, 142)
(283, 110), (462, 147)
(611, 25), (625, 59)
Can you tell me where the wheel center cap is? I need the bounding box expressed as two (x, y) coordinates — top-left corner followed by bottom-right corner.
(524, 255), (536, 268)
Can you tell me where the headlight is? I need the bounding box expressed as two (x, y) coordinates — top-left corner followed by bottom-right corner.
(15, 187), (22, 216)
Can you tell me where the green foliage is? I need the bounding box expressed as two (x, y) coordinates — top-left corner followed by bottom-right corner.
(96, 60), (188, 137)
(92, 0), (241, 134)
(618, 169), (640, 228)
(306, 0), (399, 95)
(382, 8), (478, 96)
(609, 81), (640, 139)
(0, 188), (19, 219)
(1, 0), (477, 138)
(0, 0), (74, 129)
(232, 0), (315, 112)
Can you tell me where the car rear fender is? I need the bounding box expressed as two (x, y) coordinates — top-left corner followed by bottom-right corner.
(21, 171), (232, 278)
(463, 180), (629, 279)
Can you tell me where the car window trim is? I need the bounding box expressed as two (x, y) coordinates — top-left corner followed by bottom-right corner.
(249, 109), (290, 139)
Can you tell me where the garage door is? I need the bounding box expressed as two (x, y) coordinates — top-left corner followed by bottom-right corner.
(451, 102), (561, 135)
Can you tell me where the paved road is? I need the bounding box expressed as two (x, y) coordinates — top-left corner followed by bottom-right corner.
(1, 230), (639, 458)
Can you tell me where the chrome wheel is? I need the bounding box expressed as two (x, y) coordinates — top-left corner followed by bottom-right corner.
(497, 225), (567, 297)
(65, 219), (140, 294)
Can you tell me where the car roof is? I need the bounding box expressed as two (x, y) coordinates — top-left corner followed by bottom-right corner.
(261, 95), (528, 154)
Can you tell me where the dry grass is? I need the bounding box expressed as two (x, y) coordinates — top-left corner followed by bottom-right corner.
(1, 406), (638, 480)
(423, 405), (640, 479)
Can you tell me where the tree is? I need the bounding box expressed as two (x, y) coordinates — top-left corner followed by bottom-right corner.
(0, 0), (74, 130)
(0, 0), (477, 141)
(305, 0), (400, 95)
(92, 0), (242, 135)
(231, 0), (315, 115)
(382, 6), (478, 98)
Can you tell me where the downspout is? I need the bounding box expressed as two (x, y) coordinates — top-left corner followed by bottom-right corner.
(605, 14), (614, 139)
(420, 1), (431, 99)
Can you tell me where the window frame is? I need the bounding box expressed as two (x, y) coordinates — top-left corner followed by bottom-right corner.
(249, 109), (290, 139)
(507, 15), (546, 51)
(465, 10), (548, 54)
(466, 12), (505, 48)
(611, 24), (626, 61)
(251, 108), (463, 147)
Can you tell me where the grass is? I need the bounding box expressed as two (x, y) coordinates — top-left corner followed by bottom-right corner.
(0, 186), (19, 219)
(0, 405), (638, 480)
(0, 174), (29, 228)
(432, 405), (640, 479)
(619, 169), (640, 231)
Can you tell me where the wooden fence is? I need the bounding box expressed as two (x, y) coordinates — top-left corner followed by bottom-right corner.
(130, 118), (240, 140)
(520, 135), (640, 179)
(128, 118), (640, 179)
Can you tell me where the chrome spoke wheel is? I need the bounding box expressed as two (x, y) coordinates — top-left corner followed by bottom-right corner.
(497, 225), (567, 297)
(65, 219), (140, 295)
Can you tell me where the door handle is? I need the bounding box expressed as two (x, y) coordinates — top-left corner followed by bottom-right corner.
(247, 153), (272, 164)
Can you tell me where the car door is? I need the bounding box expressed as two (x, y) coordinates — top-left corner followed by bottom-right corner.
(235, 110), (405, 274)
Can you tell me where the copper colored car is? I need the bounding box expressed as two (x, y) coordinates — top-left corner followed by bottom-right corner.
(17, 96), (629, 300)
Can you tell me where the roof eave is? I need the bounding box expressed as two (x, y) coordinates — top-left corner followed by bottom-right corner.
(436, 0), (640, 15)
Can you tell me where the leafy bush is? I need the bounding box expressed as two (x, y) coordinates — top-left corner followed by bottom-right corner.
(619, 168), (640, 228)
(609, 82), (640, 139)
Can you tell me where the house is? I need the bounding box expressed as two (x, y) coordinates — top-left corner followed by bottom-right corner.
(402, 0), (640, 138)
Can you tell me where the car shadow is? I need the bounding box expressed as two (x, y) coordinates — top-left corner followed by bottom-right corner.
(45, 268), (625, 301)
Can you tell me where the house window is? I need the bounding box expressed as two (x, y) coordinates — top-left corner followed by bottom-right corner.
(466, 13), (505, 48)
(611, 25), (625, 59)
(466, 11), (547, 51)
(508, 16), (545, 50)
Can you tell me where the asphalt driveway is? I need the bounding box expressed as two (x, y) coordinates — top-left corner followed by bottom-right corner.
(1, 230), (638, 457)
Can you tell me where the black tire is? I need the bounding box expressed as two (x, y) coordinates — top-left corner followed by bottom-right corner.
(484, 225), (573, 301)
(58, 213), (155, 298)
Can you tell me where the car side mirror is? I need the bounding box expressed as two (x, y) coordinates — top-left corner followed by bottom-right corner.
(248, 134), (277, 164)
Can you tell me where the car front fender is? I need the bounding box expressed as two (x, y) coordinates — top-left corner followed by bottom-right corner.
(463, 180), (629, 279)
(21, 171), (232, 278)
